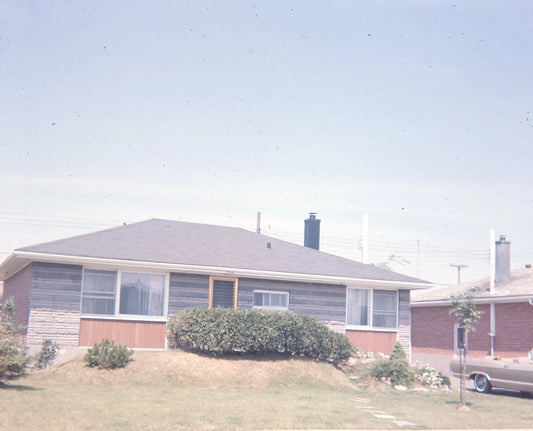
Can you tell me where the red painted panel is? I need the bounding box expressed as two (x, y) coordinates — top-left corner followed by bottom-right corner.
(79, 319), (166, 348)
(346, 330), (397, 354)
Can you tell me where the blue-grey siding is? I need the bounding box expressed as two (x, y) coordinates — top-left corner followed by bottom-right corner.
(238, 278), (346, 324)
(31, 262), (83, 311)
(168, 273), (210, 314)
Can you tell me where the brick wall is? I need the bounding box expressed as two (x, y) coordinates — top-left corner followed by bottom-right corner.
(493, 302), (533, 356)
(3, 264), (33, 333)
(412, 302), (532, 357)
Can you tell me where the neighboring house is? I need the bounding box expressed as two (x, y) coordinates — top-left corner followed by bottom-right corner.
(412, 236), (533, 357)
(0, 216), (430, 356)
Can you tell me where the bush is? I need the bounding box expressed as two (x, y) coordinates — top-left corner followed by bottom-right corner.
(370, 342), (414, 388)
(167, 308), (354, 365)
(0, 299), (30, 383)
(389, 341), (407, 361)
(34, 339), (59, 369)
(415, 364), (451, 390)
(83, 339), (134, 369)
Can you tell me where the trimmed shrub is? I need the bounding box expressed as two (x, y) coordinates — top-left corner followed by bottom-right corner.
(0, 299), (30, 383)
(34, 339), (59, 369)
(167, 308), (354, 365)
(83, 339), (134, 369)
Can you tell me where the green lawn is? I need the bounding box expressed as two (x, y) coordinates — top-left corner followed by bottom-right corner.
(1, 350), (532, 430)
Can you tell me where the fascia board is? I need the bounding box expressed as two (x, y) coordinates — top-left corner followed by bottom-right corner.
(10, 251), (432, 290)
(0, 253), (29, 281)
(411, 295), (533, 307)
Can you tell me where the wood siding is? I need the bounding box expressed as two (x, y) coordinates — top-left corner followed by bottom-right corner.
(168, 273), (210, 314)
(346, 330), (397, 354)
(31, 262), (83, 311)
(79, 319), (166, 348)
(238, 278), (346, 325)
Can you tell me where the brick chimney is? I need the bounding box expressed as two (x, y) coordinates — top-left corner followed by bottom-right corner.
(495, 235), (511, 283)
(304, 213), (320, 250)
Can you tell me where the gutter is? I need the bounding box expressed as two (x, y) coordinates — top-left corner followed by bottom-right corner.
(2, 250), (432, 290)
(411, 295), (533, 307)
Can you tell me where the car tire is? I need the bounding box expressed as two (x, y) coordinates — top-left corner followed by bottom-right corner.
(473, 374), (491, 393)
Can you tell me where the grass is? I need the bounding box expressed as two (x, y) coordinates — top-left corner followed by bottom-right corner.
(1, 349), (532, 430)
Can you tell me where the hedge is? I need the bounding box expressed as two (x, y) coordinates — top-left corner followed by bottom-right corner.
(167, 307), (354, 365)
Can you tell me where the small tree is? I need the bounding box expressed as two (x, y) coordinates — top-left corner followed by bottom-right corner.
(34, 339), (60, 369)
(449, 287), (483, 407)
(0, 299), (30, 384)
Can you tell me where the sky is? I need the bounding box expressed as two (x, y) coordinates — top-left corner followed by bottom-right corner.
(1, 0), (532, 286)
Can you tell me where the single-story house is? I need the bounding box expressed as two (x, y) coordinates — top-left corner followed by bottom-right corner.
(411, 235), (533, 357)
(0, 216), (430, 356)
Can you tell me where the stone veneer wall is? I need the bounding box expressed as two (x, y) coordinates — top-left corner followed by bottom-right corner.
(26, 262), (83, 352)
(397, 289), (411, 360)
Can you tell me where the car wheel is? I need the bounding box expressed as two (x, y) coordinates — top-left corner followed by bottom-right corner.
(474, 374), (491, 393)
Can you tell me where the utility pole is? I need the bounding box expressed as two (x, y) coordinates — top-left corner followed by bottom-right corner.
(450, 263), (468, 284)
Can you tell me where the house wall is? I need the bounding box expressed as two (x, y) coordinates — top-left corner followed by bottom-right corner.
(411, 304), (506, 357)
(237, 278), (346, 330)
(493, 302), (533, 356)
(3, 263), (33, 335)
(167, 275), (412, 355)
(397, 290), (411, 355)
(8, 263), (418, 353)
(168, 273), (210, 314)
(26, 262), (83, 352)
(347, 289), (411, 356)
(79, 319), (166, 348)
(168, 275), (347, 329)
(346, 331), (398, 354)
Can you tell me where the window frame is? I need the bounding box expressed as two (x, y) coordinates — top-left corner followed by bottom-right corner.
(81, 268), (169, 322)
(252, 289), (290, 311)
(209, 276), (239, 309)
(346, 287), (398, 331)
(80, 269), (118, 316)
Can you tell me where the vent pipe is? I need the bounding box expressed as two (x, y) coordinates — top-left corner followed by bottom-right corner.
(304, 212), (320, 250)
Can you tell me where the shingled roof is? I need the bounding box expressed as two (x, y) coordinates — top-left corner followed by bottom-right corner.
(411, 266), (533, 305)
(1, 218), (428, 286)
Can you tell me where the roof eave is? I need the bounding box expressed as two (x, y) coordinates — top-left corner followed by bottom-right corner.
(411, 295), (533, 307)
(2, 251), (432, 290)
